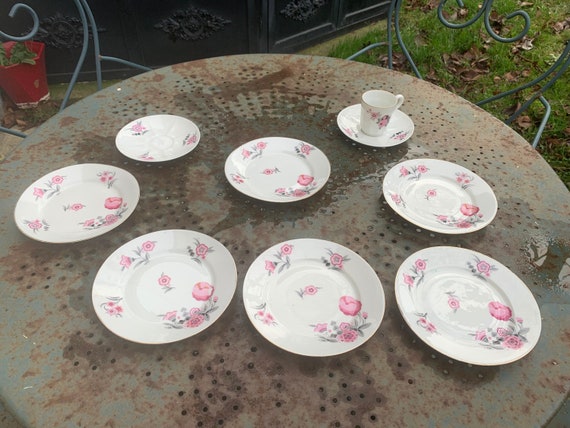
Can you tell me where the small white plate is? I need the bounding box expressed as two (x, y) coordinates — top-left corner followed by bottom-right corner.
(224, 137), (331, 202)
(92, 230), (237, 344)
(337, 104), (414, 147)
(395, 246), (541, 365)
(243, 238), (385, 356)
(383, 158), (497, 234)
(115, 114), (200, 162)
(14, 163), (140, 243)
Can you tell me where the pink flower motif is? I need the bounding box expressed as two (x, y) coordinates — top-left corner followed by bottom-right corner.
(275, 187), (285, 194)
(141, 241), (155, 252)
(426, 323), (437, 333)
(448, 296), (460, 311)
(339, 322), (351, 331)
(436, 215), (448, 223)
(313, 323), (328, 333)
(51, 175), (64, 185)
(105, 214), (118, 225)
(502, 335), (523, 349)
(474, 330), (487, 341)
(213, 296), (218, 303)
(330, 253), (344, 269)
(256, 141), (267, 149)
(158, 274), (171, 287)
(130, 121), (146, 134)
(378, 115), (390, 128)
(104, 197), (123, 210)
(293, 189), (307, 197)
(83, 219), (95, 227)
(265, 260), (276, 273)
(70, 203), (84, 211)
(98, 171), (114, 183)
(476, 260), (492, 276)
(27, 219), (43, 230)
(496, 327), (509, 337)
(185, 314), (205, 328)
(259, 311), (275, 325)
(339, 296), (362, 316)
(192, 282), (215, 301)
(362, 312), (368, 319)
(297, 174), (314, 186)
(488, 301), (512, 321)
(516, 317), (524, 324)
(460, 203), (480, 216)
(304, 285), (318, 295)
(416, 165), (428, 174)
(415, 259), (427, 271)
(33, 187), (45, 198)
(390, 193), (402, 204)
(242, 149), (251, 158)
(338, 329), (359, 343)
(163, 311), (177, 321)
(120, 255), (132, 269)
(426, 189), (437, 199)
(300, 143), (312, 155)
(106, 305), (123, 316)
(195, 243), (209, 259)
(399, 166), (409, 176)
(456, 221), (473, 228)
(262, 169), (274, 175)
(403, 273), (414, 287)
(417, 317), (428, 328)
(281, 244), (293, 255)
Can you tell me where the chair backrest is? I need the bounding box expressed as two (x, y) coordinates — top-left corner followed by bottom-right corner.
(347, 0), (570, 148)
(0, 0), (151, 138)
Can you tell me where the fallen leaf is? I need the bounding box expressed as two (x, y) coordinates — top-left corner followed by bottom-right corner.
(520, 1), (534, 7)
(516, 115), (533, 129)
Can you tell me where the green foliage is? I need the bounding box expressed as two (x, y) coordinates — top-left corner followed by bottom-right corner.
(327, 0), (570, 188)
(0, 42), (37, 66)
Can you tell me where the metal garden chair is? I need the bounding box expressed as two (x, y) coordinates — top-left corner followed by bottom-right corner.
(347, 0), (570, 148)
(0, 0), (151, 139)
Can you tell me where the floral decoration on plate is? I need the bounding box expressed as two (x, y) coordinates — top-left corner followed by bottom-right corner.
(394, 246), (541, 366)
(92, 230), (237, 344)
(14, 163), (140, 243)
(383, 158), (497, 234)
(224, 137), (331, 203)
(243, 238), (385, 357)
(337, 104), (414, 147)
(115, 114), (200, 162)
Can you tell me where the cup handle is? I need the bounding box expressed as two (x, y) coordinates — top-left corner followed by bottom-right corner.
(395, 94), (405, 110)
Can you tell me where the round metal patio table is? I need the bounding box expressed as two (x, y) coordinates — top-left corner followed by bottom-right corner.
(1, 54), (568, 427)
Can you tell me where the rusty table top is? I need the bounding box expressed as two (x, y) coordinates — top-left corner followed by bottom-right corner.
(1, 54), (568, 427)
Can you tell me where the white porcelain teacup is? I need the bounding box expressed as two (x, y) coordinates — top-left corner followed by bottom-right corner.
(360, 90), (405, 137)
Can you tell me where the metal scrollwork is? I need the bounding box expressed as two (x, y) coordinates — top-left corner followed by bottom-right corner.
(437, 0), (531, 43)
(0, 3), (39, 42)
(30, 13), (92, 50)
(281, 0), (327, 22)
(154, 8), (231, 42)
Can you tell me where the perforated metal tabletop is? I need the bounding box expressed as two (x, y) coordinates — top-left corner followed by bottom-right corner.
(0, 54), (568, 427)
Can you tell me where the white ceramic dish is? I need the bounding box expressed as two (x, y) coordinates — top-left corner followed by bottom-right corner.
(243, 238), (385, 356)
(115, 114), (200, 162)
(14, 163), (140, 243)
(92, 230), (237, 344)
(383, 158), (497, 234)
(395, 246), (541, 365)
(224, 137), (331, 203)
(337, 104), (414, 147)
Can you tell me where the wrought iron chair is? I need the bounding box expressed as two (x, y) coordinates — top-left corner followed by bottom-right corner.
(347, 0), (570, 148)
(0, 0), (151, 138)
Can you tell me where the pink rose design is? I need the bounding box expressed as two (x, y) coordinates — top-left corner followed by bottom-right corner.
(300, 144), (311, 155)
(297, 174), (314, 186)
(496, 327), (509, 337)
(338, 329), (359, 343)
(70, 203), (84, 211)
(426, 189), (437, 199)
(186, 314), (205, 328)
(105, 214), (118, 225)
(256, 141), (267, 149)
(456, 221), (473, 228)
(51, 175), (64, 185)
(378, 115), (390, 128)
(195, 243), (209, 259)
(130, 121), (146, 134)
(275, 187), (286, 194)
(158, 274), (171, 287)
(304, 285), (318, 295)
(293, 189), (307, 197)
(339, 322), (351, 331)
(141, 241), (155, 252)
(104, 197), (123, 210)
(426, 322), (437, 333)
(313, 323), (328, 333)
(265, 260), (276, 273)
(192, 282), (215, 301)
(27, 219), (43, 230)
(403, 273), (414, 287)
(83, 219), (95, 227)
(400, 167), (409, 176)
(474, 330), (487, 341)
(476, 260), (492, 276)
(281, 244), (293, 255)
(362, 312), (368, 319)
(163, 311), (177, 321)
(417, 317), (428, 328)
(33, 187), (45, 198)
(460, 203), (480, 216)
(339, 296), (362, 316)
(488, 301), (512, 321)
(390, 193), (402, 204)
(98, 171), (114, 183)
(436, 215), (448, 223)
(416, 165), (428, 174)
(262, 169), (274, 175)
(502, 335), (523, 350)
(242, 149), (251, 158)
(330, 253), (344, 269)
(120, 255), (132, 269)
(448, 297), (460, 311)
(415, 259), (427, 271)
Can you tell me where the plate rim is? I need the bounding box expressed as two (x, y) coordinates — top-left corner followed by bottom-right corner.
(243, 237), (386, 356)
(13, 163), (140, 243)
(382, 158), (498, 234)
(336, 104), (414, 147)
(224, 136), (331, 203)
(91, 229), (238, 344)
(115, 114), (201, 162)
(394, 245), (542, 366)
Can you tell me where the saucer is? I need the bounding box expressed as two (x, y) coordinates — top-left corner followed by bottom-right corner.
(337, 104), (414, 147)
(115, 114), (200, 162)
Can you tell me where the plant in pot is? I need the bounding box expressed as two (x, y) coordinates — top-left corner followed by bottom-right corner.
(0, 40), (50, 108)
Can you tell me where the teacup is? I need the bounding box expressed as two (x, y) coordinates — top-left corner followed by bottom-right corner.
(360, 90), (405, 137)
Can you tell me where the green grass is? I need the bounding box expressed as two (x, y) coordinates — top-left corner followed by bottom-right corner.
(328, 0), (570, 189)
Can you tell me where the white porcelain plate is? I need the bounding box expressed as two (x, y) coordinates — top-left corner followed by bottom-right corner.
(92, 230), (237, 344)
(383, 158), (497, 234)
(243, 238), (385, 356)
(224, 137), (331, 202)
(337, 104), (414, 147)
(395, 246), (541, 365)
(116, 114), (200, 162)
(14, 163), (140, 243)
